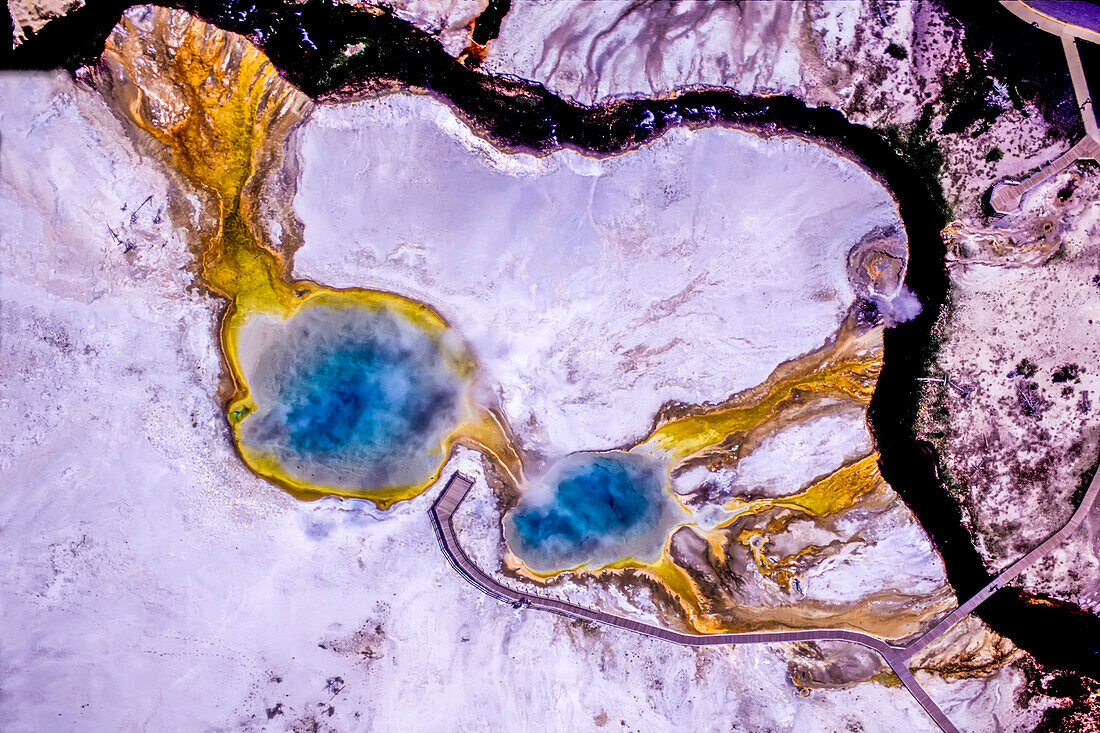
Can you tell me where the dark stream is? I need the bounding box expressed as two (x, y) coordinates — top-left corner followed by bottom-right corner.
(5, 0), (1098, 684)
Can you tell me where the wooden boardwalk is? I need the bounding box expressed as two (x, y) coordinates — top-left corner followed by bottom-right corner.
(989, 136), (1100, 212)
(902, 467), (1100, 660)
(424, 7), (1100, 728)
(429, 475), (949, 729)
(990, 2), (1100, 212)
(430, 466), (1100, 733)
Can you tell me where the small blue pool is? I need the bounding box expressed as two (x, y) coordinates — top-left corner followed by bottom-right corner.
(505, 451), (673, 571)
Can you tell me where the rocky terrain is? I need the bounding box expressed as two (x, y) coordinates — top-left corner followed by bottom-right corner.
(470, 0), (1100, 706)
(925, 161), (1100, 613)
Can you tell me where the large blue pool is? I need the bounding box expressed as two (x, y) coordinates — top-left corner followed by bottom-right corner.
(282, 339), (453, 458)
(239, 303), (462, 490)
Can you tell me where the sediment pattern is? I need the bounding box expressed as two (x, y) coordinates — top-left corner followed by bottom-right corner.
(97, 6), (516, 506)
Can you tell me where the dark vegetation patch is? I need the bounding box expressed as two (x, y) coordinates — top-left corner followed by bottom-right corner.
(985, 146), (1003, 163)
(469, 0), (510, 47)
(878, 104), (948, 220)
(1070, 451), (1100, 507)
(1014, 358), (1039, 378)
(1019, 657), (1100, 733)
(1053, 364), (1082, 383)
(944, 0), (1082, 139)
(938, 64), (1009, 137)
(885, 42), (907, 60)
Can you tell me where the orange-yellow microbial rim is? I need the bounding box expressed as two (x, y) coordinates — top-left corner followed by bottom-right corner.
(103, 9), (520, 507)
(105, 9), (900, 628)
(505, 322), (889, 632)
(635, 318), (882, 466)
(221, 286), (484, 507)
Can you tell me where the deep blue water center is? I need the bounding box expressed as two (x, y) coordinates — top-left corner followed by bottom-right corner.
(241, 304), (462, 489)
(283, 340), (450, 458)
(508, 452), (666, 568)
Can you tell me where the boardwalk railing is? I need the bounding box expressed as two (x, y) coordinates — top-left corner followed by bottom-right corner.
(990, 2), (1100, 212)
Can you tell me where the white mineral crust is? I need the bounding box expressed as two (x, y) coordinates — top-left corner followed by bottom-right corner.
(482, 0), (937, 126)
(365, 0), (487, 56)
(292, 91), (964, 649)
(707, 405), (875, 499)
(0, 70), (1048, 731)
(292, 93), (899, 463)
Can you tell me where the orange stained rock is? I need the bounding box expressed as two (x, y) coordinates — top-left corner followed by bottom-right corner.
(713, 452), (883, 523)
(644, 539), (952, 639)
(102, 6), (311, 311)
(635, 319), (883, 467)
(453, 407), (527, 488)
(712, 453), (883, 586)
(97, 8), (513, 508)
(775, 452), (884, 516)
(737, 527), (820, 590)
(728, 456), (884, 588)
(507, 452), (888, 627)
(869, 671), (904, 687)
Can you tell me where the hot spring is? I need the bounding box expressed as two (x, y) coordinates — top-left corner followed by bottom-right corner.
(504, 451), (684, 573)
(229, 293), (476, 503)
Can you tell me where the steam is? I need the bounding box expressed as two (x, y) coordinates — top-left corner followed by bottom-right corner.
(239, 302), (466, 490)
(872, 286), (922, 326)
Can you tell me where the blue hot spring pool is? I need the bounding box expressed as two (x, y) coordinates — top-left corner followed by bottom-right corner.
(238, 303), (465, 492)
(504, 451), (678, 572)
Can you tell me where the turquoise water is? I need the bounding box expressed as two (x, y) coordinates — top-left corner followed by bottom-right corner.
(282, 340), (455, 458)
(241, 305), (462, 489)
(507, 452), (668, 569)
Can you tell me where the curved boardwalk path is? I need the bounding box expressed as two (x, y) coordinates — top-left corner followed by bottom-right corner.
(429, 467), (1100, 733)
(430, 475), (953, 730)
(903, 468), (1100, 660)
(989, 136), (1100, 212)
(991, 2), (1100, 212)
(424, 7), (1100, 727)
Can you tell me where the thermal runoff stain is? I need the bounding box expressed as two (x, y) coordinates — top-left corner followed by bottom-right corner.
(94, 6), (941, 640)
(502, 314), (888, 576)
(99, 7), (518, 507)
